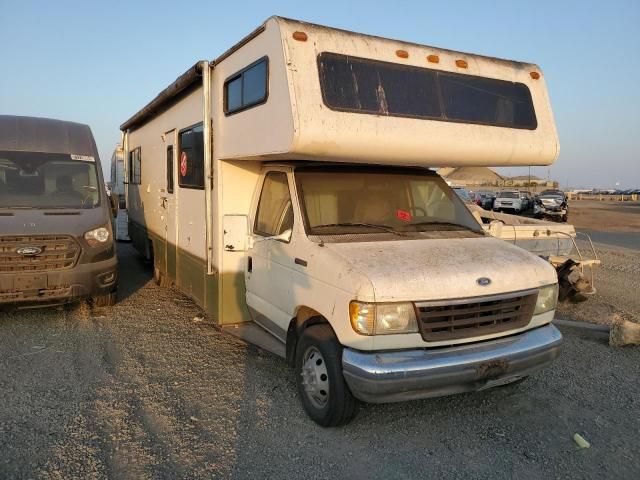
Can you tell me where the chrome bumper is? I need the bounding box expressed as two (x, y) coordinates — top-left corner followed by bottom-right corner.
(342, 324), (563, 403)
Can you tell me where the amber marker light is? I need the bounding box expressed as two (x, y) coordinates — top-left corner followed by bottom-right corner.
(455, 59), (468, 68)
(427, 54), (440, 64)
(396, 49), (409, 58)
(292, 31), (308, 42)
(530, 71), (541, 80)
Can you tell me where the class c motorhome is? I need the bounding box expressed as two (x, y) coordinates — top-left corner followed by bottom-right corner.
(121, 17), (562, 426)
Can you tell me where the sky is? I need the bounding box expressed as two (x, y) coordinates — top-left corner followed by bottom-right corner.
(1, 0), (638, 189)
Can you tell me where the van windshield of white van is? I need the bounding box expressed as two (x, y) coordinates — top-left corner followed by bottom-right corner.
(295, 167), (482, 236)
(0, 151), (100, 209)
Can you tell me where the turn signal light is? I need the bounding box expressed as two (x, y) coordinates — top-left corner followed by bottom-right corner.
(292, 31), (308, 42)
(455, 59), (468, 68)
(427, 54), (440, 63)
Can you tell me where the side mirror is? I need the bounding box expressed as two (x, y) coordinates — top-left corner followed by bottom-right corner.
(248, 228), (292, 248)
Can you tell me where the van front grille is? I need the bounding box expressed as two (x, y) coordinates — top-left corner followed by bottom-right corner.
(415, 290), (538, 341)
(0, 235), (80, 273)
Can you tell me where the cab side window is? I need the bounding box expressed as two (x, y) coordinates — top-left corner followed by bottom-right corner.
(255, 172), (293, 237)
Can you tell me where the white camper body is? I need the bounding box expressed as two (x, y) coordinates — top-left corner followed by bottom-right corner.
(121, 17), (562, 426)
(109, 145), (130, 241)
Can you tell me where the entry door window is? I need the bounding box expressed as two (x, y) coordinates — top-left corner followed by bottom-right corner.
(254, 172), (293, 237)
(166, 146), (174, 194)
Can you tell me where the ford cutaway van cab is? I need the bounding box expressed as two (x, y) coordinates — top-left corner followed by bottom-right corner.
(0, 115), (117, 308)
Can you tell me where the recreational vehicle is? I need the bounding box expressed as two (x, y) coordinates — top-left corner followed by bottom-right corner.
(109, 144), (131, 241)
(0, 115), (117, 308)
(121, 17), (562, 426)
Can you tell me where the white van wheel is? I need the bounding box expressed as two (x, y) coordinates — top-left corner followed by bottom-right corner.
(295, 323), (358, 427)
(301, 346), (330, 409)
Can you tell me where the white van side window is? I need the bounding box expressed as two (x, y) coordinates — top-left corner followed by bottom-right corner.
(254, 172), (293, 237)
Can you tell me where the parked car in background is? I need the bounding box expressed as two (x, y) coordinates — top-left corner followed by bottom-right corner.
(534, 189), (568, 222)
(520, 191), (534, 211)
(493, 190), (524, 213)
(475, 191), (496, 210)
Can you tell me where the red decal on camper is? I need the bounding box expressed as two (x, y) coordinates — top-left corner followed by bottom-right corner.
(396, 209), (412, 222)
(180, 152), (188, 177)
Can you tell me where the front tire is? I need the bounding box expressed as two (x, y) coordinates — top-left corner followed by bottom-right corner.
(295, 324), (358, 427)
(91, 290), (117, 307)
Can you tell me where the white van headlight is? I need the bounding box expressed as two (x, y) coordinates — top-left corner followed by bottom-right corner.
(84, 226), (110, 247)
(349, 301), (419, 335)
(534, 284), (558, 315)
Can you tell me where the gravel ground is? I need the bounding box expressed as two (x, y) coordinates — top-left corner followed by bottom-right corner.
(1, 243), (639, 479)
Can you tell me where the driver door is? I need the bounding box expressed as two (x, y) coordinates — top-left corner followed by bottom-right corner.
(245, 170), (296, 341)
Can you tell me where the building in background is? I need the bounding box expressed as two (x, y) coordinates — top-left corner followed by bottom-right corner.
(438, 167), (558, 191)
(438, 167), (503, 187)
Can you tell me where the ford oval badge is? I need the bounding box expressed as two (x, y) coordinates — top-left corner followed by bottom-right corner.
(16, 246), (42, 256)
(476, 277), (491, 286)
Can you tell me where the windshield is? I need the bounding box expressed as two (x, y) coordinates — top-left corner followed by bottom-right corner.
(0, 151), (101, 209)
(295, 167), (482, 236)
(498, 191), (519, 199)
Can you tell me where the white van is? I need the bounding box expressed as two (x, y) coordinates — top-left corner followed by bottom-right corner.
(120, 17), (562, 426)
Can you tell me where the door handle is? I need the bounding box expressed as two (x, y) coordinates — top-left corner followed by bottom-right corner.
(247, 256), (252, 273)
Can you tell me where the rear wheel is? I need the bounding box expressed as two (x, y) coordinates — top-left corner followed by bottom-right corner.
(154, 267), (172, 287)
(91, 290), (117, 307)
(295, 324), (358, 427)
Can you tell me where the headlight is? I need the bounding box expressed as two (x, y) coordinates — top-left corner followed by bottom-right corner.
(534, 284), (558, 315)
(349, 301), (418, 335)
(84, 226), (110, 247)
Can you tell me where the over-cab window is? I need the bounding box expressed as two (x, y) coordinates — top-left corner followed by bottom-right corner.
(178, 123), (204, 189)
(224, 57), (268, 115)
(254, 172), (293, 238)
(129, 147), (141, 184)
(318, 52), (537, 130)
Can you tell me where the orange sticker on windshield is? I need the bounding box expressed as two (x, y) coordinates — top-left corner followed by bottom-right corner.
(396, 209), (412, 222)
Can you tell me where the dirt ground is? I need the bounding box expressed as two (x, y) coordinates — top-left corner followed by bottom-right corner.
(567, 200), (640, 233)
(1, 244), (639, 480)
(556, 200), (640, 326)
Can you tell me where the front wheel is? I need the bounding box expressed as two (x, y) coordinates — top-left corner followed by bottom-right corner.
(295, 324), (358, 427)
(91, 290), (117, 307)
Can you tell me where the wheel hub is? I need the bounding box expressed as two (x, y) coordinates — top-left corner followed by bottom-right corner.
(301, 346), (329, 409)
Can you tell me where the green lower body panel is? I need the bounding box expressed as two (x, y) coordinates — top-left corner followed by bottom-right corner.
(129, 220), (219, 321)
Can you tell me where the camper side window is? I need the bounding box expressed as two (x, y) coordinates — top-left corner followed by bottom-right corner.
(254, 172), (293, 238)
(224, 57), (268, 115)
(129, 147), (141, 185)
(166, 146), (174, 194)
(178, 124), (204, 189)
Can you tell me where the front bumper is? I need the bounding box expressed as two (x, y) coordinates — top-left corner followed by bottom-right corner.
(342, 324), (562, 403)
(0, 255), (118, 307)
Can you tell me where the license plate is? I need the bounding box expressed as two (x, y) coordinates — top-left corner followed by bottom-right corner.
(15, 274), (47, 291)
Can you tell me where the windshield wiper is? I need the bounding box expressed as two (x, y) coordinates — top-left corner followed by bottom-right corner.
(407, 221), (481, 233)
(312, 222), (407, 236)
(0, 206), (35, 210)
